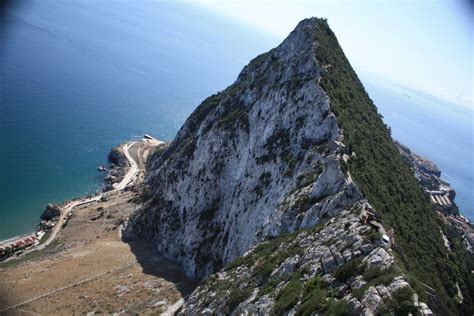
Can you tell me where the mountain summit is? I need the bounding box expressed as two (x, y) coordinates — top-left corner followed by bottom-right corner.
(125, 17), (361, 278)
(125, 18), (473, 314)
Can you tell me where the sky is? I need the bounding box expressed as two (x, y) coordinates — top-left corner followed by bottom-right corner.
(197, 0), (473, 109)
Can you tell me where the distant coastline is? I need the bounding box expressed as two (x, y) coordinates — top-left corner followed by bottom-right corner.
(359, 71), (473, 221)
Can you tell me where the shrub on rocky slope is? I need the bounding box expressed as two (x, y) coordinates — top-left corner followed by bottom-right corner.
(313, 19), (473, 314)
(181, 209), (427, 315)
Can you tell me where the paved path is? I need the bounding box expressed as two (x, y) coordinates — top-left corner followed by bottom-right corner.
(0, 139), (175, 313)
(19, 141), (138, 254)
(37, 196), (101, 251)
(114, 142), (139, 190)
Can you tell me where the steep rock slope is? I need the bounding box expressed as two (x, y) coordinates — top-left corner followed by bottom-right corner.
(125, 19), (361, 278)
(311, 20), (473, 314)
(126, 18), (473, 314)
(182, 207), (431, 315)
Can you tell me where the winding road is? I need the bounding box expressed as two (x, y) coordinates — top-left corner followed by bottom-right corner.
(35, 141), (138, 251)
(114, 142), (139, 190)
(0, 139), (175, 314)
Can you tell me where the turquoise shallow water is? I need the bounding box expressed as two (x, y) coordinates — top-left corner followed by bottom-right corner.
(1, 1), (472, 241)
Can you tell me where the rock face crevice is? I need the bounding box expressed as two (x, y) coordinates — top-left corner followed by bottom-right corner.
(124, 18), (361, 279)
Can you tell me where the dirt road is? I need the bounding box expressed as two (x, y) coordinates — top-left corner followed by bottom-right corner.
(0, 138), (195, 314)
(37, 141), (138, 252)
(114, 141), (138, 190)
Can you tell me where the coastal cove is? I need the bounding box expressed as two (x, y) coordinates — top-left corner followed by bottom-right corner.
(0, 0), (277, 240)
(0, 137), (161, 275)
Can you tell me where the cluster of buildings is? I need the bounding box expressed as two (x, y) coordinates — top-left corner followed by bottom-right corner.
(1, 200), (78, 262)
(395, 141), (456, 213)
(0, 201), (72, 262)
(427, 189), (453, 208)
(442, 213), (474, 254)
(394, 141), (473, 254)
(413, 168), (455, 212)
(412, 166), (455, 212)
(0, 231), (45, 259)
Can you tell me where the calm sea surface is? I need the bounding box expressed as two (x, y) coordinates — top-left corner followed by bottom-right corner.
(1, 1), (472, 240)
(0, 0), (276, 240)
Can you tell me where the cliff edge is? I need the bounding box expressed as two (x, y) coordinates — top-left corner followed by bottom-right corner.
(124, 18), (473, 314)
(125, 18), (361, 278)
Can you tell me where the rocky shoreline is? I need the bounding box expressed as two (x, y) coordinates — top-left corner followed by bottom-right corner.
(39, 144), (131, 231)
(103, 144), (131, 191)
(0, 143), (131, 261)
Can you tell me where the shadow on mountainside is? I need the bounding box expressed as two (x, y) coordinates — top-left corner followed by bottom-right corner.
(124, 238), (199, 298)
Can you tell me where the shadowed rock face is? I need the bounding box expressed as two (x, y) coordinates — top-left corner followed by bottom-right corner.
(40, 204), (62, 221)
(108, 146), (128, 167)
(125, 18), (361, 279)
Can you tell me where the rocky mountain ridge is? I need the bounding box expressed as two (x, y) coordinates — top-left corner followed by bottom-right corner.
(124, 17), (473, 314)
(125, 18), (361, 279)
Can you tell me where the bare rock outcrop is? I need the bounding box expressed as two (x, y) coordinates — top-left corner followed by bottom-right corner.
(104, 144), (130, 191)
(181, 210), (430, 315)
(40, 203), (62, 221)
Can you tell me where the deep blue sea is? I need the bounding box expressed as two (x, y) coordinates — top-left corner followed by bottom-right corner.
(0, 0), (277, 240)
(1, 1), (472, 240)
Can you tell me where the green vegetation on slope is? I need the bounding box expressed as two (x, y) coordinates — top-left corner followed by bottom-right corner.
(218, 220), (348, 315)
(314, 19), (473, 314)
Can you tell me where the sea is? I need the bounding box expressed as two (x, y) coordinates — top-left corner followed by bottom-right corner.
(0, 1), (472, 241)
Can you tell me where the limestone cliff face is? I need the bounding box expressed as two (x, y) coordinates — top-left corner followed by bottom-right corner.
(124, 18), (361, 279)
(123, 17), (471, 314)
